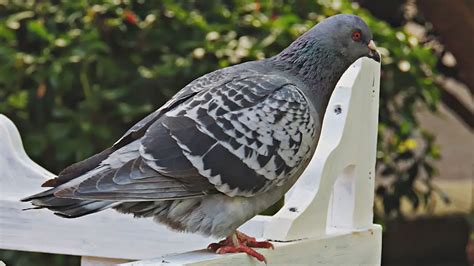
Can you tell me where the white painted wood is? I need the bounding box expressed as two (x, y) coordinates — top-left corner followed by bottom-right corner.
(0, 115), (55, 200)
(122, 226), (382, 266)
(0, 57), (381, 265)
(81, 256), (130, 266)
(0, 199), (214, 260)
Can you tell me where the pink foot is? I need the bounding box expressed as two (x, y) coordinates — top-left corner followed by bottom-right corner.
(235, 231), (274, 249)
(217, 244), (266, 263)
(207, 231), (274, 263)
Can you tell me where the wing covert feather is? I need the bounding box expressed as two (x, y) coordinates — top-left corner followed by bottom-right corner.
(141, 74), (317, 197)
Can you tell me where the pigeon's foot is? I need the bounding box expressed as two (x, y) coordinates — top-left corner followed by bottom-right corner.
(207, 231), (274, 263)
(216, 244), (267, 263)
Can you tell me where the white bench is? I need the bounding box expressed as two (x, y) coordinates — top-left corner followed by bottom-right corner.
(0, 57), (381, 265)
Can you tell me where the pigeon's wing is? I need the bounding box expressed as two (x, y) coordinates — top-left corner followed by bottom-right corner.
(52, 157), (216, 201)
(141, 74), (318, 197)
(42, 68), (243, 188)
(47, 74), (317, 200)
(23, 140), (217, 207)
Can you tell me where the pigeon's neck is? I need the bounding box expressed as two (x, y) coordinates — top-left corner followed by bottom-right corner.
(269, 38), (349, 99)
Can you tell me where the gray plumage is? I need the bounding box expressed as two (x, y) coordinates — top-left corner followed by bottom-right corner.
(22, 14), (379, 238)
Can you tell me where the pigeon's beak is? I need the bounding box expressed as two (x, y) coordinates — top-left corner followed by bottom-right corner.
(367, 40), (381, 62)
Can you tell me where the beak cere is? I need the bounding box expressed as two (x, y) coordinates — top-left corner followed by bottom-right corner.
(367, 40), (381, 62)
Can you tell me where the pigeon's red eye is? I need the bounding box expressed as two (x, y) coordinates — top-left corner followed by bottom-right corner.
(352, 31), (362, 41)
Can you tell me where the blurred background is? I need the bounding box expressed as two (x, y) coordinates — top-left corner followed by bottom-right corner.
(0, 0), (472, 265)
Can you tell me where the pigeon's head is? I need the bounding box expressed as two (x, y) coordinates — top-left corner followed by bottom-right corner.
(272, 14), (380, 91)
(310, 14), (380, 63)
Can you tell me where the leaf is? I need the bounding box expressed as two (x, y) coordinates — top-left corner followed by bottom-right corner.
(6, 10), (35, 30)
(27, 20), (53, 42)
(7, 91), (28, 109)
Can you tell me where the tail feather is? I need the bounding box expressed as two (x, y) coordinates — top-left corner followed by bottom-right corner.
(53, 200), (118, 218)
(21, 187), (57, 202)
(22, 188), (117, 218)
(29, 194), (78, 208)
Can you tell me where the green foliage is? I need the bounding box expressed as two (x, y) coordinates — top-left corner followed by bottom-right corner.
(0, 0), (440, 221)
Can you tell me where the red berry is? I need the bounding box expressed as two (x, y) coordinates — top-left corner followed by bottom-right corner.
(124, 10), (137, 25)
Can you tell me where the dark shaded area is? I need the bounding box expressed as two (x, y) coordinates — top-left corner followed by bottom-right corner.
(382, 215), (470, 266)
(356, 0), (406, 27)
(417, 0), (474, 95)
(356, 0), (473, 129)
(440, 86), (473, 129)
(0, 249), (80, 266)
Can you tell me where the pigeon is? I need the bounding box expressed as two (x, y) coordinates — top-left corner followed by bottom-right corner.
(22, 14), (380, 262)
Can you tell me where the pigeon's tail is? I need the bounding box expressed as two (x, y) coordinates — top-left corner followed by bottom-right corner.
(21, 189), (117, 218)
(21, 167), (118, 217)
(20, 145), (119, 218)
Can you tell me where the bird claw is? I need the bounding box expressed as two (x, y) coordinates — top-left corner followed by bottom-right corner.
(208, 231), (273, 263)
(246, 240), (274, 250)
(216, 245), (267, 263)
(207, 243), (222, 251)
(235, 231), (274, 250)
